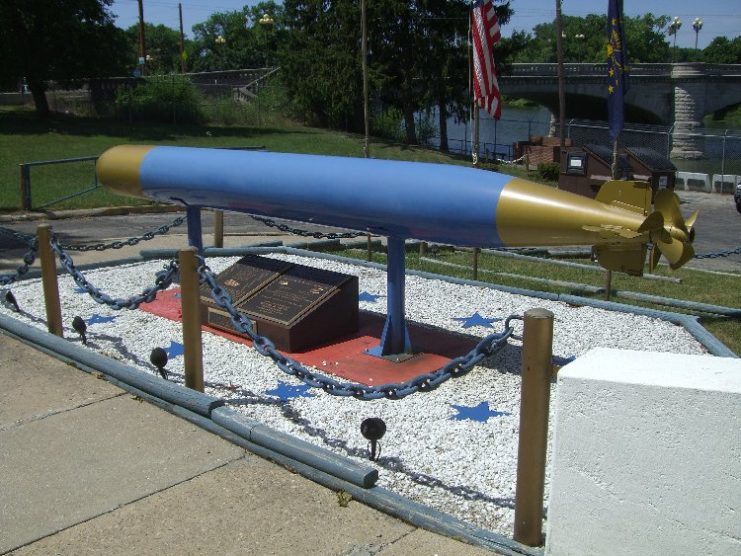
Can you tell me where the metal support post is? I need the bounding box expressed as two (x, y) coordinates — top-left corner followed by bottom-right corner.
(37, 224), (63, 337)
(186, 206), (203, 252)
(19, 164), (31, 211)
(370, 237), (411, 357)
(213, 210), (224, 248)
(178, 247), (204, 392)
(514, 308), (554, 547)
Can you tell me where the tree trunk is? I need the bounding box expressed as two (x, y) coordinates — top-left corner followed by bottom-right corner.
(402, 104), (417, 144)
(29, 79), (50, 118)
(438, 100), (449, 152)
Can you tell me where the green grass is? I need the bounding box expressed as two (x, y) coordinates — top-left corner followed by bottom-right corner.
(0, 105), (556, 211)
(317, 244), (741, 356)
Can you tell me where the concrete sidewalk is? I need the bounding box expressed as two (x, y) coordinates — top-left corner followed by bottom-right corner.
(0, 332), (491, 555)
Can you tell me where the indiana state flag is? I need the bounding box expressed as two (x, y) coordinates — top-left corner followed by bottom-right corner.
(607, 0), (628, 140)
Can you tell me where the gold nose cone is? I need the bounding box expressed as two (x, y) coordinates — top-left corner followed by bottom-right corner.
(96, 145), (154, 198)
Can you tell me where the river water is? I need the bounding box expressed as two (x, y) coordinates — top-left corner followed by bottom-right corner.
(423, 105), (552, 159)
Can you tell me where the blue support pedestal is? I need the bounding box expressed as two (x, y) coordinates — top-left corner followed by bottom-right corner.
(186, 206), (203, 253)
(368, 236), (412, 358)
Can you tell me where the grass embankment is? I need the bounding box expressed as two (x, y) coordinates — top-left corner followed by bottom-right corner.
(318, 245), (740, 356)
(0, 106), (551, 212)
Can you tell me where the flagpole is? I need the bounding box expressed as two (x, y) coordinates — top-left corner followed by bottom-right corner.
(469, 1), (476, 166)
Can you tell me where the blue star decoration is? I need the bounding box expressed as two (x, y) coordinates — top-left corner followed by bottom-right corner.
(165, 340), (185, 359)
(358, 291), (380, 303)
(265, 381), (315, 401)
(452, 312), (502, 329)
(87, 314), (118, 325)
(450, 401), (510, 423)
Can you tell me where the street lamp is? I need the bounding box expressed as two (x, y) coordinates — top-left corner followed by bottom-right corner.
(668, 16), (682, 62)
(215, 34), (226, 45)
(692, 17), (703, 50)
(259, 14), (274, 26)
(575, 33), (585, 62)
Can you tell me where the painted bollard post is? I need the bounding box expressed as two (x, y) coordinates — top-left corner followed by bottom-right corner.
(178, 247), (204, 392)
(37, 224), (63, 337)
(514, 308), (554, 546)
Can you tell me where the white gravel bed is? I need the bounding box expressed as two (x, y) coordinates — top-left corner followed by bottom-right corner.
(0, 253), (707, 537)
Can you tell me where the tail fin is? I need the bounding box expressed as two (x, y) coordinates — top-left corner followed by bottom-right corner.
(591, 182), (696, 275)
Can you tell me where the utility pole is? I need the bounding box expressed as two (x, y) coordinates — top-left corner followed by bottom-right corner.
(361, 0), (370, 158)
(137, 0), (147, 74)
(555, 0), (566, 150)
(179, 3), (186, 73)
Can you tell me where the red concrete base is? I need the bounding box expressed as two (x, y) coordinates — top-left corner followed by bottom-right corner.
(141, 289), (479, 386)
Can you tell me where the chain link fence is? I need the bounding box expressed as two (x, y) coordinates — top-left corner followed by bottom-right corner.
(44, 68), (287, 128)
(567, 119), (741, 193)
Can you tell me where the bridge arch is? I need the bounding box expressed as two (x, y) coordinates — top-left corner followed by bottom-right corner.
(500, 63), (741, 158)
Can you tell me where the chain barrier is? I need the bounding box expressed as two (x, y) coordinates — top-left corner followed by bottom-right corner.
(50, 237), (179, 309)
(0, 226), (36, 246)
(0, 240), (38, 287)
(58, 215), (186, 252)
(250, 215), (368, 240)
(197, 257), (517, 401)
(695, 246), (741, 259)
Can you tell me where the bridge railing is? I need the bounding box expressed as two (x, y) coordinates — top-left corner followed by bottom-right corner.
(505, 63), (741, 77)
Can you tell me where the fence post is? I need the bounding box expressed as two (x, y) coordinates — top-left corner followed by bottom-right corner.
(179, 247), (204, 392)
(19, 164), (32, 211)
(213, 210), (224, 248)
(514, 308), (554, 547)
(37, 224), (63, 337)
(472, 247), (480, 280)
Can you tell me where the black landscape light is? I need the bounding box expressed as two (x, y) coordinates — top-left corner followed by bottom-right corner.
(71, 316), (87, 344)
(360, 417), (386, 461)
(150, 347), (169, 380)
(4, 290), (20, 312)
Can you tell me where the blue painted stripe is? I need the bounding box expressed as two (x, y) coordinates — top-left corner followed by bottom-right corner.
(138, 147), (510, 247)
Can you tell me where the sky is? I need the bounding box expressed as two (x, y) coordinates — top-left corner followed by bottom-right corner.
(110, 0), (740, 50)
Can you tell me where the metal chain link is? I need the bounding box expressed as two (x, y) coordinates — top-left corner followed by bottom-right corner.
(695, 246), (741, 259)
(250, 215), (368, 240)
(58, 215), (186, 252)
(50, 237), (179, 309)
(0, 226), (36, 246)
(197, 258), (516, 401)
(0, 240), (38, 286)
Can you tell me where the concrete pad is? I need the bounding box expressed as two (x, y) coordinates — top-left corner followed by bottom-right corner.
(0, 333), (122, 430)
(376, 528), (494, 555)
(11, 458), (418, 556)
(0, 395), (244, 553)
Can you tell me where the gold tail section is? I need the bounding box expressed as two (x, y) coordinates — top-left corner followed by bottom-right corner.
(591, 182), (697, 275)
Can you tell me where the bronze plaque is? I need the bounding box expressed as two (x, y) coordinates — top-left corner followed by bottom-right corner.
(199, 254), (292, 305)
(238, 265), (347, 325)
(199, 255), (358, 351)
(206, 307), (255, 334)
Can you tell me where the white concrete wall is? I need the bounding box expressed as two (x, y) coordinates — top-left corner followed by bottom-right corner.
(545, 348), (741, 556)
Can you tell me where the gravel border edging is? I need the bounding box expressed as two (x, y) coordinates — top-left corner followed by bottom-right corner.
(0, 312), (539, 556)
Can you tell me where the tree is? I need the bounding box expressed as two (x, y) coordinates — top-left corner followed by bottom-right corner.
(123, 23), (183, 75)
(188, 2), (284, 73)
(280, 0), (366, 130)
(0, 0), (129, 117)
(703, 36), (741, 64)
(513, 13), (671, 64)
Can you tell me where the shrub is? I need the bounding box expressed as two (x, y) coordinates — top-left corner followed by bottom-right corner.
(115, 75), (203, 124)
(537, 162), (560, 181)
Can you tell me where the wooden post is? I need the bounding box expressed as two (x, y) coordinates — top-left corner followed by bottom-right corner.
(367, 234), (372, 262)
(514, 308), (554, 547)
(37, 224), (63, 337)
(473, 247), (480, 280)
(605, 270), (613, 301)
(179, 247), (204, 392)
(213, 210), (224, 248)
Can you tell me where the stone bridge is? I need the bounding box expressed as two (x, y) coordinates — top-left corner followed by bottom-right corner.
(500, 63), (741, 158)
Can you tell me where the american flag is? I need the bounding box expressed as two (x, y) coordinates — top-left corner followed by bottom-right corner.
(471, 0), (502, 120)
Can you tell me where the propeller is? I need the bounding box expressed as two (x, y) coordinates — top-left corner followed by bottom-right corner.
(648, 190), (697, 271)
